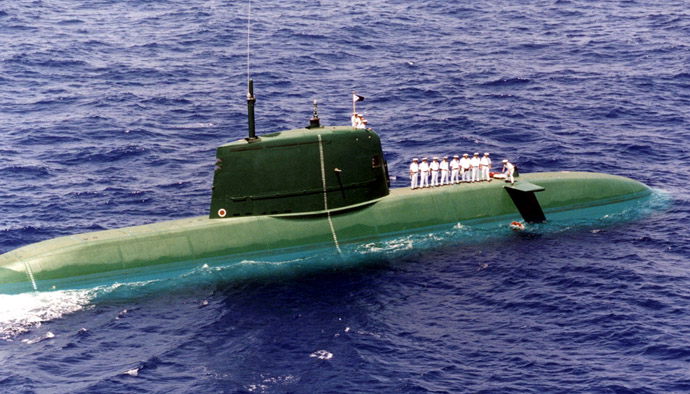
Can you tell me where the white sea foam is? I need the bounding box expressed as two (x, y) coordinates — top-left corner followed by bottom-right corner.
(237, 256), (311, 267)
(246, 374), (299, 392)
(0, 290), (94, 341)
(123, 367), (141, 376)
(21, 331), (55, 345)
(115, 309), (128, 320)
(246, 384), (268, 392)
(356, 330), (381, 338)
(310, 349), (333, 360)
(355, 236), (415, 254)
(178, 122), (215, 129)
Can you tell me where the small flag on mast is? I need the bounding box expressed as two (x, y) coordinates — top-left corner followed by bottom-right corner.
(352, 91), (365, 116)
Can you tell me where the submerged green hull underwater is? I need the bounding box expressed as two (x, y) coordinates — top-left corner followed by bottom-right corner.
(0, 172), (651, 294)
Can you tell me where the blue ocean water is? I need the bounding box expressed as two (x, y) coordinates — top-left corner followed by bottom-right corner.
(1, 0), (689, 392)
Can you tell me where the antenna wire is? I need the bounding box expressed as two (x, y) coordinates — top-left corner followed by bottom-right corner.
(247, 0), (251, 86)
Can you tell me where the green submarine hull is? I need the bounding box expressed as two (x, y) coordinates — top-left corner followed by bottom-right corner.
(0, 171), (651, 293)
(0, 85), (654, 293)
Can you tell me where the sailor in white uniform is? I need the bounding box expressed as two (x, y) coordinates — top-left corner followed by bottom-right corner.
(351, 113), (366, 129)
(351, 113), (360, 128)
(480, 152), (492, 182)
(450, 155), (460, 184)
(502, 159), (515, 185)
(460, 153), (470, 182)
(419, 157), (429, 188)
(440, 156), (450, 185)
(430, 157), (440, 187)
(358, 114), (367, 129)
(409, 158), (419, 189)
(470, 152), (480, 182)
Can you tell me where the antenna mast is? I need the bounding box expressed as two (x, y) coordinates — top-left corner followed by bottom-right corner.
(247, 0), (251, 85)
(246, 0), (257, 140)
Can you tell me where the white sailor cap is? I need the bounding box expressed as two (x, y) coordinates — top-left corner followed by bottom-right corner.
(443, 156), (448, 159)
(484, 152), (489, 156)
(413, 158), (418, 161)
(463, 153), (468, 156)
(433, 157), (438, 160)
(474, 152), (479, 156)
(422, 157), (427, 161)
(503, 159), (508, 163)
(454, 155), (459, 158)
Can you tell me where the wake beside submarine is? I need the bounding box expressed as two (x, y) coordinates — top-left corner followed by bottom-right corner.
(0, 80), (652, 294)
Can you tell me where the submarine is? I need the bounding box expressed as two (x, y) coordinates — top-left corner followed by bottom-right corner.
(0, 80), (652, 294)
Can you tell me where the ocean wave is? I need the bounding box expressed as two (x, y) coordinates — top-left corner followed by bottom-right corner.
(480, 78), (531, 87)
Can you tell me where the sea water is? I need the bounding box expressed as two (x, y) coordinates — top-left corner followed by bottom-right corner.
(1, 0), (689, 392)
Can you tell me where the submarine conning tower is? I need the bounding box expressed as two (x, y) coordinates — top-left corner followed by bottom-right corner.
(209, 81), (389, 218)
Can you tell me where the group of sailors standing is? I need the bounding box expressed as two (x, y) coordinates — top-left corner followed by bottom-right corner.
(409, 153), (515, 189)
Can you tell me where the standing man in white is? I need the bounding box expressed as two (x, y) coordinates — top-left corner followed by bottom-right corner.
(502, 159), (515, 186)
(430, 157), (440, 187)
(450, 155), (460, 184)
(419, 157), (430, 188)
(409, 158), (419, 189)
(470, 153), (480, 182)
(440, 157), (450, 185)
(480, 152), (492, 182)
(460, 153), (470, 182)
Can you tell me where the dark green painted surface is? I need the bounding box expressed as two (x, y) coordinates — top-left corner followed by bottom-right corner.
(505, 181), (545, 193)
(209, 126), (389, 218)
